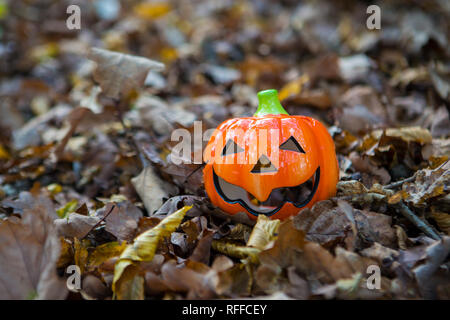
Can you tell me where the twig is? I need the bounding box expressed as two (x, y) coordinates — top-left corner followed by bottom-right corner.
(395, 201), (441, 241)
(384, 175), (416, 189)
(81, 204), (116, 239)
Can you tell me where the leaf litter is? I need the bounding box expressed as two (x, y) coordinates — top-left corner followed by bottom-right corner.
(0, 0), (449, 300)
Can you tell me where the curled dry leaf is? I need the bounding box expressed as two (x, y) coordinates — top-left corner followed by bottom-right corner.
(246, 215), (280, 250)
(212, 240), (260, 263)
(88, 47), (165, 99)
(403, 161), (449, 207)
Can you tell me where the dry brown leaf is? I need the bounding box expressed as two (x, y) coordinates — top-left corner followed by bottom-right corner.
(105, 201), (143, 243)
(88, 47), (165, 99)
(0, 194), (67, 299)
(414, 236), (450, 299)
(189, 229), (214, 264)
(160, 260), (217, 299)
(131, 165), (172, 215)
(54, 213), (100, 238)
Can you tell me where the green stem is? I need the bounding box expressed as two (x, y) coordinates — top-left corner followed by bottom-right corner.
(254, 89), (289, 117)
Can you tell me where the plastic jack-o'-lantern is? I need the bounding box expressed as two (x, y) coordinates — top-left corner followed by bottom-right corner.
(203, 89), (339, 221)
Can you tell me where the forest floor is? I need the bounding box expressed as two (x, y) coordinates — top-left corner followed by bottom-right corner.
(0, 0), (449, 300)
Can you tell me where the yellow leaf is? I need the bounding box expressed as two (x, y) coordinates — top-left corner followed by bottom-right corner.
(159, 47), (178, 63)
(87, 241), (127, 271)
(134, 2), (172, 19)
(57, 199), (78, 218)
(278, 74), (309, 101)
(74, 238), (89, 274)
(57, 238), (73, 268)
(0, 144), (10, 159)
(114, 265), (144, 300)
(112, 205), (192, 293)
(246, 215), (280, 250)
(388, 190), (407, 205)
(30, 43), (59, 63)
(0, 0), (8, 20)
(212, 240), (260, 263)
(46, 183), (62, 195)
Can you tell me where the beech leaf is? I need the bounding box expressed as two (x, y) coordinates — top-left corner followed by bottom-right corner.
(112, 205), (192, 295)
(88, 47), (165, 99)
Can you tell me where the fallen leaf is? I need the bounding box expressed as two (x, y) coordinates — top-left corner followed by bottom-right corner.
(87, 241), (128, 271)
(278, 75), (309, 101)
(74, 237), (89, 274)
(189, 229), (214, 264)
(54, 213), (100, 238)
(105, 201), (143, 243)
(131, 165), (172, 215)
(246, 215), (280, 250)
(414, 236), (450, 299)
(431, 210), (450, 235)
(0, 195), (67, 299)
(88, 47), (165, 99)
(133, 1), (172, 19)
(211, 240), (260, 263)
(80, 275), (111, 300)
(403, 161), (449, 207)
(370, 127), (433, 145)
(112, 205), (192, 296)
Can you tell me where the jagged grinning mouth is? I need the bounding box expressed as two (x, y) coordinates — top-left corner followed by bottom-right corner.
(213, 167), (320, 217)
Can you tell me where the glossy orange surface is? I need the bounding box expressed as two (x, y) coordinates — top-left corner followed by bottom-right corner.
(203, 114), (339, 221)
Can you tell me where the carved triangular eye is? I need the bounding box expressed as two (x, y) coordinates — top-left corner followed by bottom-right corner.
(222, 139), (244, 156)
(280, 136), (305, 153)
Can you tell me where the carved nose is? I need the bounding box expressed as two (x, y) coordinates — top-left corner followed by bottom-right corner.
(251, 154), (278, 174)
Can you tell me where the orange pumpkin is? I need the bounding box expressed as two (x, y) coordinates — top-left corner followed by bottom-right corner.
(203, 89), (339, 220)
